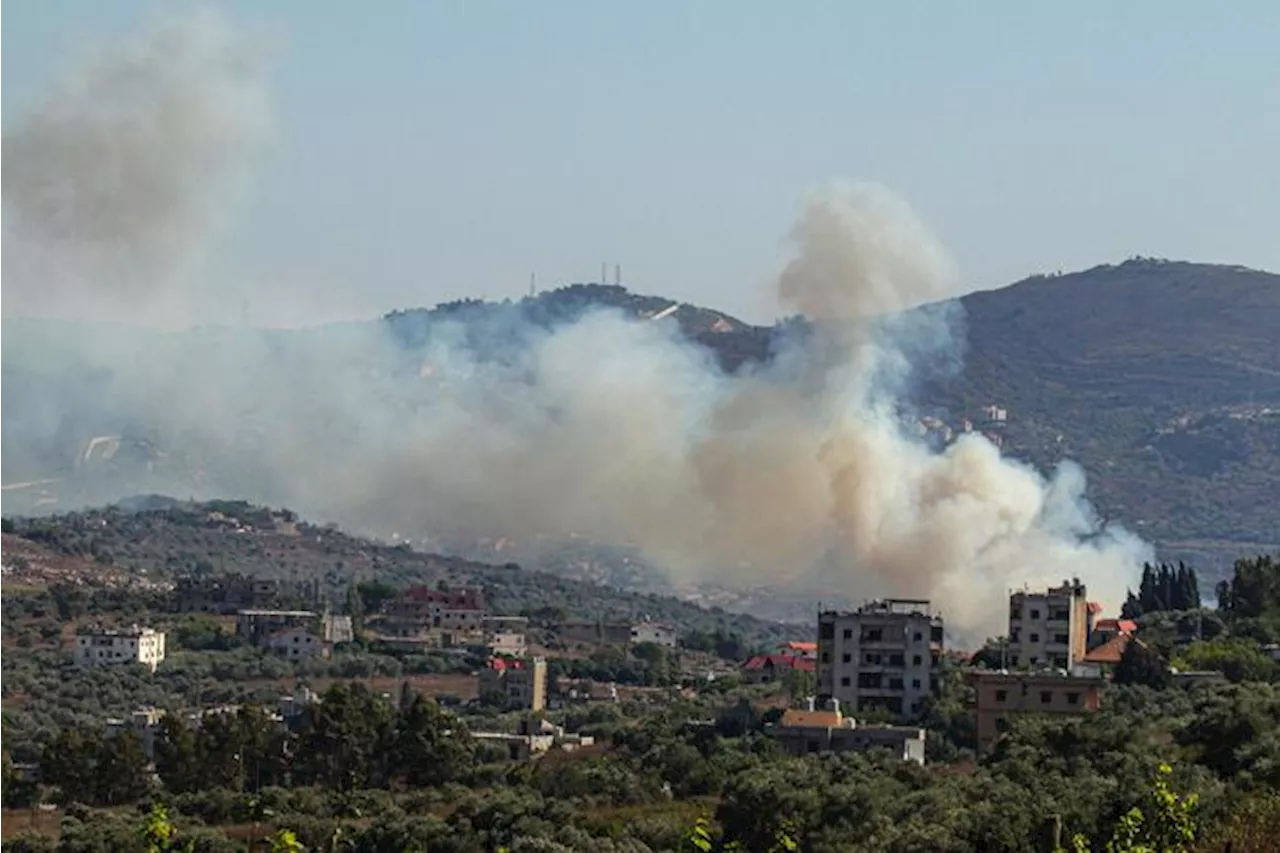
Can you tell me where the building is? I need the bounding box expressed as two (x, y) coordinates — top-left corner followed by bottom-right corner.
(630, 621), (677, 648)
(104, 707), (168, 760)
(385, 584), (486, 633)
(968, 670), (1104, 753)
(1089, 618), (1138, 650)
(777, 641), (818, 659)
(173, 573), (320, 614)
(74, 625), (167, 672)
(766, 698), (926, 763)
(817, 599), (944, 720)
(740, 653), (815, 685)
(471, 717), (596, 761)
(480, 656), (548, 711)
(556, 619), (634, 646)
(237, 610), (353, 658)
(489, 631), (528, 658)
(1007, 579), (1089, 670)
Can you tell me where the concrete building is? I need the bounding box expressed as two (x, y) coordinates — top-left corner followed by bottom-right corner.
(237, 610), (352, 658)
(766, 698), (926, 764)
(1007, 579), (1090, 670)
(817, 599), (944, 720)
(630, 621), (677, 648)
(104, 707), (168, 760)
(556, 619), (634, 646)
(489, 631), (528, 658)
(74, 624), (167, 672)
(968, 670), (1104, 753)
(480, 656), (548, 711)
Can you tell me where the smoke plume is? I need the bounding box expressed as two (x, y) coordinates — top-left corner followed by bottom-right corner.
(1, 14), (1149, 643)
(1, 7), (269, 325)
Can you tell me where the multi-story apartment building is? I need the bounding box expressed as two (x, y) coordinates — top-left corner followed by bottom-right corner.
(968, 670), (1104, 752)
(1007, 579), (1089, 670)
(480, 656), (548, 711)
(817, 599), (944, 720)
(74, 624), (167, 672)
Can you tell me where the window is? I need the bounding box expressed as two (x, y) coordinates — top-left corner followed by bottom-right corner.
(864, 653), (881, 664)
(911, 678), (921, 689)
(1050, 608), (1070, 621)
(996, 718), (1010, 733)
(1030, 608), (1041, 619)
(842, 653), (852, 663)
(889, 677), (904, 690)
(1067, 692), (1080, 706)
(1029, 633), (1040, 643)
(821, 652), (830, 663)
(930, 626), (944, 643)
(1010, 628), (1020, 641)
(995, 689), (1008, 702)
(1053, 633), (1069, 645)
(819, 622), (834, 640)
(1040, 691), (1053, 704)
(913, 631), (923, 642)
(862, 628), (884, 642)
(1010, 655), (1020, 666)
(843, 628), (853, 640)
(889, 653), (905, 667)
(1029, 657), (1039, 665)
(841, 676), (851, 687)
(912, 654), (922, 666)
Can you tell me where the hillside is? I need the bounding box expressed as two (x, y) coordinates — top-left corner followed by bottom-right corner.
(0, 500), (807, 650)
(939, 259), (1280, 574)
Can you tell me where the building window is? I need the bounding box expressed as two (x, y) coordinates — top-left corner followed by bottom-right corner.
(862, 628), (883, 642)
(888, 653), (904, 667)
(1040, 691), (1052, 704)
(1029, 657), (1039, 665)
(842, 653), (851, 663)
(843, 628), (853, 640)
(1067, 692), (1080, 706)
(819, 622), (834, 640)
(841, 676), (850, 687)
(911, 678), (921, 689)
(821, 652), (830, 663)
(995, 689), (1008, 702)
(1030, 633), (1040, 643)
(864, 653), (881, 664)
(1053, 633), (1069, 645)
(1030, 608), (1041, 619)
(996, 718), (1010, 733)
(912, 654), (922, 666)
(889, 677), (904, 690)
(913, 631), (923, 642)
(1010, 655), (1019, 666)
(1051, 608), (1070, 621)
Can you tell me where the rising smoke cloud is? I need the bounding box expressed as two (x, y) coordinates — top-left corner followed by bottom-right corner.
(0, 12), (1149, 642)
(1, 7), (270, 326)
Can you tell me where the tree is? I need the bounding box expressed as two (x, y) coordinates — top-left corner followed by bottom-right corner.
(1069, 763), (1198, 853)
(154, 716), (202, 795)
(1217, 555), (1280, 620)
(41, 729), (99, 805)
(96, 731), (152, 805)
(294, 683), (395, 791)
(1114, 639), (1170, 690)
(390, 692), (476, 788)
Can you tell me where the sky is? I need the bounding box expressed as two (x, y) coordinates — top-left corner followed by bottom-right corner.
(3, 1), (1279, 327)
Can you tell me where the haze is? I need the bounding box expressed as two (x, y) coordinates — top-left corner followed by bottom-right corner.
(4, 1), (1278, 327)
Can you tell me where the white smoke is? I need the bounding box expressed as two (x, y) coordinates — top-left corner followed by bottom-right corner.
(0, 14), (1150, 644)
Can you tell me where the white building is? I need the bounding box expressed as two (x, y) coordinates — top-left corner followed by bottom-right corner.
(1007, 579), (1089, 670)
(74, 625), (167, 672)
(817, 600), (943, 721)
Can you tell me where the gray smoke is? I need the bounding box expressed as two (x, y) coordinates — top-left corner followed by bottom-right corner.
(1, 15), (1149, 643)
(1, 7), (269, 325)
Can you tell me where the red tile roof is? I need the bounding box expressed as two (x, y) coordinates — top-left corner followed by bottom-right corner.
(1095, 618), (1138, 634)
(1087, 601), (1104, 615)
(1083, 632), (1144, 665)
(741, 654), (815, 672)
(780, 641), (817, 652)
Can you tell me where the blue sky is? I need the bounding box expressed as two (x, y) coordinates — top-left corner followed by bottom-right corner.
(4, 1), (1279, 326)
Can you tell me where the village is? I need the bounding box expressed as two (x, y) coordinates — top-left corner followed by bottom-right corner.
(55, 563), (1244, 777)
